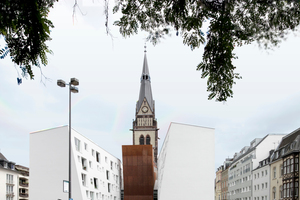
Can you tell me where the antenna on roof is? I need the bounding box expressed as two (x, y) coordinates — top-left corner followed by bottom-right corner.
(144, 43), (147, 53)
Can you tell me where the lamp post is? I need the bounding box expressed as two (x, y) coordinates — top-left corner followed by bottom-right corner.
(57, 78), (79, 200)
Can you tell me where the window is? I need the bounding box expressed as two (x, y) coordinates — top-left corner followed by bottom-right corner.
(146, 135), (151, 145)
(291, 182), (293, 198)
(82, 173), (86, 186)
(291, 158), (294, 172)
(266, 182), (268, 188)
(284, 184), (286, 197)
(106, 170), (110, 180)
(90, 192), (94, 200)
(94, 178), (98, 189)
(273, 167), (276, 179)
(255, 174), (256, 179)
(84, 143), (88, 150)
(262, 196), (264, 200)
(262, 183), (264, 189)
(281, 164), (283, 176)
(287, 159), (290, 174)
(280, 185), (283, 199)
(75, 138), (81, 151)
(262, 171), (264, 176)
(96, 152), (100, 163)
(287, 183), (290, 197)
(265, 170), (268, 175)
(139, 135), (144, 145)
(295, 182), (299, 196)
(111, 161), (113, 170)
(89, 161), (92, 169)
(81, 157), (87, 171)
(6, 174), (13, 184)
(284, 160), (287, 174)
(273, 187), (276, 200)
(258, 173), (260, 178)
(296, 157), (299, 172)
(255, 185), (257, 190)
(6, 184), (13, 194)
(92, 149), (95, 156)
(258, 185), (260, 190)
(108, 183), (111, 193)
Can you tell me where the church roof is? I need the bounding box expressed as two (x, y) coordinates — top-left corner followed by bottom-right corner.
(137, 52), (154, 112)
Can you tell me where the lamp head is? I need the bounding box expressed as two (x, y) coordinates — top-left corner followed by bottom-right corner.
(57, 79), (66, 87)
(70, 78), (79, 86)
(70, 86), (79, 93)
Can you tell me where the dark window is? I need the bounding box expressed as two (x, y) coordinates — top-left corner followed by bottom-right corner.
(146, 135), (151, 145)
(96, 152), (100, 163)
(139, 135), (144, 145)
(296, 182), (299, 196)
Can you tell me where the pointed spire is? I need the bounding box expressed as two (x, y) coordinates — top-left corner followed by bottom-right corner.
(137, 48), (154, 112)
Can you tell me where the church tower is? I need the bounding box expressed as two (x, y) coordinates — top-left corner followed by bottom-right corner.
(132, 49), (158, 164)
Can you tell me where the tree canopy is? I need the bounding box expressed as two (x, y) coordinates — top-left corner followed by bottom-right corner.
(1, 0), (300, 101)
(114, 0), (300, 101)
(0, 0), (57, 79)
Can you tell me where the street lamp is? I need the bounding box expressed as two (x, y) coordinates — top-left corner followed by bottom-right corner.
(57, 78), (79, 200)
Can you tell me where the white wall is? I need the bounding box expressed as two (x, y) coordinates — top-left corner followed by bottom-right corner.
(30, 126), (122, 200)
(254, 135), (285, 169)
(253, 165), (270, 200)
(30, 126), (69, 200)
(158, 122), (215, 200)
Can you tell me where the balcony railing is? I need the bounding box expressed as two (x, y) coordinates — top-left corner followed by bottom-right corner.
(19, 182), (29, 187)
(6, 181), (14, 185)
(6, 192), (14, 197)
(19, 193), (29, 198)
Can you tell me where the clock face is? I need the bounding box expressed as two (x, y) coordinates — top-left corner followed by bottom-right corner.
(142, 106), (148, 113)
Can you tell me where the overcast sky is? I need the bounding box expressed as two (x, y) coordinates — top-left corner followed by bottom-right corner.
(1, 0), (300, 170)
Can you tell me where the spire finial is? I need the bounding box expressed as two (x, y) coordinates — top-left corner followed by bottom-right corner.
(144, 43), (147, 53)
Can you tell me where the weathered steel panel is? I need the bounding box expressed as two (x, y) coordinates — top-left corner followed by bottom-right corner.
(122, 145), (154, 199)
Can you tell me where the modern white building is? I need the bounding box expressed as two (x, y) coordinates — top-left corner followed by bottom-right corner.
(228, 134), (285, 200)
(157, 122), (215, 200)
(0, 153), (18, 200)
(30, 126), (122, 200)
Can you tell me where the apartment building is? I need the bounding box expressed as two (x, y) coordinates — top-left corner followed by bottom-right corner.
(30, 126), (122, 200)
(216, 166), (224, 200)
(222, 159), (233, 200)
(252, 152), (272, 200)
(15, 165), (29, 200)
(0, 153), (18, 200)
(228, 134), (285, 200)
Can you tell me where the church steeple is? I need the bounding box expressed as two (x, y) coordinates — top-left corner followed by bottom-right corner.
(137, 49), (154, 113)
(132, 48), (158, 164)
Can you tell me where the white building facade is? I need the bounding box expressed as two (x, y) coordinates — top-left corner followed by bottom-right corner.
(228, 134), (285, 200)
(0, 153), (18, 200)
(157, 122), (215, 200)
(252, 156), (271, 200)
(30, 126), (122, 200)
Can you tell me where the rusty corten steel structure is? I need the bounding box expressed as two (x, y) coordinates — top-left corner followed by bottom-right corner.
(122, 145), (155, 200)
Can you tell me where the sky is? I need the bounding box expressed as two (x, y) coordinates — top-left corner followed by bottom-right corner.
(1, 0), (300, 170)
